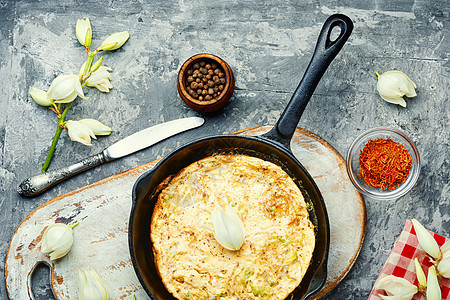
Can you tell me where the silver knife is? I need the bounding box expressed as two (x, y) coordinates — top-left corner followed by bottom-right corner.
(17, 117), (205, 197)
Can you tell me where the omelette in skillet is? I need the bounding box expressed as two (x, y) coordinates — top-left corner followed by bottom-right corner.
(151, 154), (315, 300)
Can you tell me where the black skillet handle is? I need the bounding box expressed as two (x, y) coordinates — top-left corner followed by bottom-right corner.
(263, 14), (353, 147)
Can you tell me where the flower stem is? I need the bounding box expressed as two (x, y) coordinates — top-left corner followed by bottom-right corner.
(41, 52), (94, 172)
(41, 103), (73, 173)
(83, 53), (95, 75)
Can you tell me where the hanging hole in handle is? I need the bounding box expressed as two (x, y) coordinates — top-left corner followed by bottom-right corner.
(325, 20), (346, 48)
(329, 25), (342, 42)
(30, 261), (56, 299)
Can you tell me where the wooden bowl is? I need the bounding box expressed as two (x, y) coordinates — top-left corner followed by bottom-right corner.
(177, 53), (235, 112)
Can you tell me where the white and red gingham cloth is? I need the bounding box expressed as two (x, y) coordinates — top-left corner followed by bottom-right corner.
(368, 220), (450, 299)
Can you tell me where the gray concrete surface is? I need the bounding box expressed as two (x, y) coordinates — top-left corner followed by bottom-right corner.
(1, 0), (449, 299)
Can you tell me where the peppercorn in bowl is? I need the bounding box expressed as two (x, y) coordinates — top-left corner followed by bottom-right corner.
(346, 128), (420, 200)
(177, 53), (235, 112)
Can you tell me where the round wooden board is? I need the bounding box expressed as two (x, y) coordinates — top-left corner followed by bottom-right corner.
(5, 126), (366, 299)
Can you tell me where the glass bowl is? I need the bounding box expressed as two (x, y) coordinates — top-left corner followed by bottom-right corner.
(346, 128), (420, 200)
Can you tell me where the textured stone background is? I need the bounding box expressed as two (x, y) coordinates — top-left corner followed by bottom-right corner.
(0, 0), (449, 299)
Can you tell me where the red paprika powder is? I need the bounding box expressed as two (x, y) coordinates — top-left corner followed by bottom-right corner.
(358, 137), (412, 190)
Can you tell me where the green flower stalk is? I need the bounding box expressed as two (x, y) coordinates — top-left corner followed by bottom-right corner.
(29, 17), (129, 172)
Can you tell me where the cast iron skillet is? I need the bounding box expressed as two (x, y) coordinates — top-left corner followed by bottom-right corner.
(129, 14), (353, 300)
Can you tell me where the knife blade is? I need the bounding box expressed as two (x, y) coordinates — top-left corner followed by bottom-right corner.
(17, 117), (205, 197)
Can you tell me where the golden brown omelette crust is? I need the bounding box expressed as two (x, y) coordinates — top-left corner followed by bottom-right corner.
(151, 154), (315, 300)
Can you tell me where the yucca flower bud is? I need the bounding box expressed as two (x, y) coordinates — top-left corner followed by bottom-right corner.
(30, 87), (52, 106)
(426, 266), (441, 300)
(211, 204), (245, 252)
(90, 57), (103, 73)
(376, 70), (417, 107)
(414, 257), (427, 289)
(78, 269), (108, 300)
(40, 222), (78, 260)
(99, 31), (130, 51)
(411, 218), (440, 260)
(76, 18), (92, 47)
(47, 74), (87, 104)
(375, 275), (418, 300)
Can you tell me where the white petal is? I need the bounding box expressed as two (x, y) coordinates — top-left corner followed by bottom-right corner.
(440, 240), (450, 259)
(376, 70), (417, 106)
(438, 256), (450, 278)
(40, 223), (74, 260)
(90, 269), (108, 299)
(54, 90), (77, 104)
(376, 275), (418, 299)
(380, 95), (407, 107)
(212, 210), (235, 250)
(212, 205), (245, 251)
(47, 75), (78, 101)
(377, 73), (405, 98)
(66, 120), (96, 146)
(411, 218), (440, 259)
(414, 257), (427, 287)
(78, 270), (86, 300)
(80, 269), (108, 300)
(86, 67), (113, 93)
(100, 31), (130, 51)
(78, 119), (112, 136)
(73, 77), (88, 99)
(224, 205), (245, 248)
(30, 87), (52, 106)
(426, 266), (441, 300)
(383, 70), (417, 94)
(43, 224), (70, 250)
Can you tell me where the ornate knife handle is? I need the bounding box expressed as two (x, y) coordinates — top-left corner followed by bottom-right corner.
(17, 152), (110, 197)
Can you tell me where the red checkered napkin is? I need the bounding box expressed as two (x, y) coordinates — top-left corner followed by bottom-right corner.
(368, 220), (450, 300)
